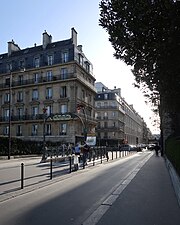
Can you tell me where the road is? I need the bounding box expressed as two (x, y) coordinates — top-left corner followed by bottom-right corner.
(0, 151), (152, 225)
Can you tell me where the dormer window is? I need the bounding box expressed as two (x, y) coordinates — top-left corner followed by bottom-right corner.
(34, 57), (40, 68)
(19, 60), (25, 69)
(6, 63), (12, 72)
(62, 51), (68, 63)
(47, 55), (53, 66)
(78, 54), (83, 66)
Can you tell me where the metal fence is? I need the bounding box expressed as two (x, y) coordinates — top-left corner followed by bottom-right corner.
(0, 146), (135, 201)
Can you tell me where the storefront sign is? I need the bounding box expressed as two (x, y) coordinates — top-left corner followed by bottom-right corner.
(50, 114), (72, 121)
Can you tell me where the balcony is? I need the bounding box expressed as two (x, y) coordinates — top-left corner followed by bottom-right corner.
(0, 72), (75, 90)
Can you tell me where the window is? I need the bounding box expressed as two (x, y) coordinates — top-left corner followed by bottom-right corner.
(46, 70), (53, 81)
(32, 124), (38, 136)
(4, 109), (10, 121)
(47, 55), (53, 66)
(112, 112), (115, 117)
(32, 89), (38, 100)
(104, 132), (108, 139)
(97, 102), (101, 108)
(46, 87), (52, 99)
(61, 68), (68, 79)
(104, 94), (108, 99)
(104, 112), (108, 119)
(60, 86), (67, 98)
(96, 112), (101, 120)
(5, 78), (10, 86)
(82, 89), (85, 99)
(104, 121), (108, 128)
(4, 93), (10, 103)
(34, 73), (39, 83)
(60, 123), (67, 135)
(104, 102), (108, 107)
(46, 124), (51, 135)
(34, 57), (40, 68)
(18, 75), (23, 85)
(62, 51), (68, 63)
(60, 104), (67, 113)
(46, 105), (52, 116)
(3, 126), (9, 135)
(78, 54), (83, 66)
(32, 106), (38, 116)
(17, 108), (23, 119)
(85, 61), (90, 73)
(17, 91), (23, 102)
(19, 60), (25, 69)
(6, 63), (12, 72)
(17, 125), (22, 136)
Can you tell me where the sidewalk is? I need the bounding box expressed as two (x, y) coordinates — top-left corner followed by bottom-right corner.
(85, 154), (180, 225)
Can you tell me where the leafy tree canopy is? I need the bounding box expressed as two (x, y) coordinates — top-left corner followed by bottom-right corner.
(99, 0), (180, 111)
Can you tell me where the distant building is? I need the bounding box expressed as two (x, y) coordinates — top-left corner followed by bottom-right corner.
(0, 28), (97, 144)
(95, 82), (148, 146)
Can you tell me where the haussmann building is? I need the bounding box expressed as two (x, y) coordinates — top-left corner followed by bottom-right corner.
(0, 28), (97, 145)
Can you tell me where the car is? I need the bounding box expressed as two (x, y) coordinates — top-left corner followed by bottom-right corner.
(120, 144), (136, 151)
(148, 144), (156, 150)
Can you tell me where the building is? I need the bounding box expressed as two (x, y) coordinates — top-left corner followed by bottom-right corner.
(0, 28), (97, 145)
(95, 83), (125, 146)
(95, 82), (147, 146)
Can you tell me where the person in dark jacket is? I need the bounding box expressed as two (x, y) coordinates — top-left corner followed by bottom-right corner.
(154, 143), (160, 156)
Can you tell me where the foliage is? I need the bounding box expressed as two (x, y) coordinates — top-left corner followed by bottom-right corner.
(99, 0), (180, 113)
(166, 136), (180, 176)
(0, 137), (42, 156)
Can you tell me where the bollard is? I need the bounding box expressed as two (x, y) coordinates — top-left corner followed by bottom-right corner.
(69, 156), (72, 173)
(50, 157), (53, 179)
(116, 149), (117, 159)
(112, 150), (113, 160)
(106, 151), (109, 162)
(21, 163), (24, 189)
(100, 148), (102, 164)
(93, 155), (95, 166)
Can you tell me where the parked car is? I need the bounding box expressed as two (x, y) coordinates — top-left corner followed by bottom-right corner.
(148, 144), (156, 150)
(120, 144), (137, 151)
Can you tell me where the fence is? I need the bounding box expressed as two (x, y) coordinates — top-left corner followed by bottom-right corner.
(0, 146), (135, 200)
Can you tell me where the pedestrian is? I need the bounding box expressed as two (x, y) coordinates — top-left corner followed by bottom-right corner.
(154, 143), (160, 156)
(74, 143), (80, 171)
(82, 141), (90, 166)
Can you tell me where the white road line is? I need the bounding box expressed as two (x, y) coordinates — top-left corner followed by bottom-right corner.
(82, 152), (153, 225)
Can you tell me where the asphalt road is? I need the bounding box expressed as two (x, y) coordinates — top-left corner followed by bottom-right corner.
(0, 151), (151, 225)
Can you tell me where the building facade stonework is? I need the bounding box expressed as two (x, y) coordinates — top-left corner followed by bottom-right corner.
(95, 82), (149, 146)
(0, 28), (97, 144)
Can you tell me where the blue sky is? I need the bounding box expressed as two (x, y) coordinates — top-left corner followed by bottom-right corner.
(0, 0), (159, 133)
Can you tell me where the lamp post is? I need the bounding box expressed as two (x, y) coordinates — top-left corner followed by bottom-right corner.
(41, 107), (47, 162)
(77, 104), (87, 141)
(8, 72), (12, 160)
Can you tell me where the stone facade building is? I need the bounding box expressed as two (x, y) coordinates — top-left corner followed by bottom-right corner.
(95, 82), (147, 146)
(0, 28), (97, 144)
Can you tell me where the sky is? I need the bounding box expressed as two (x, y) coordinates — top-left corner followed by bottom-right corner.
(0, 0), (160, 133)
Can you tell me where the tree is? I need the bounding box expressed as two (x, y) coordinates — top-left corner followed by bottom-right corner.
(99, 0), (180, 137)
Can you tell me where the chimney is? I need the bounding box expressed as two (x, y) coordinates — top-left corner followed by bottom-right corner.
(77, 45), (83, 52)
(42, 30), (52, 49)
(8, 39), (20, 56)
(71, 27), (77, 46)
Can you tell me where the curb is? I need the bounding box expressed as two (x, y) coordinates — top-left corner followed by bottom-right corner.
(165, 156), (180, 207)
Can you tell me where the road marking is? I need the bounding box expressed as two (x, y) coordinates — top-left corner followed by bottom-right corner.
(82, 152), (153, 225)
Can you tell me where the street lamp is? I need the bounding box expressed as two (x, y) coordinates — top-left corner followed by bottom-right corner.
(77, 104), (87, 141)
(41, 107), (47, 162)
(8, 72), (12, 160)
